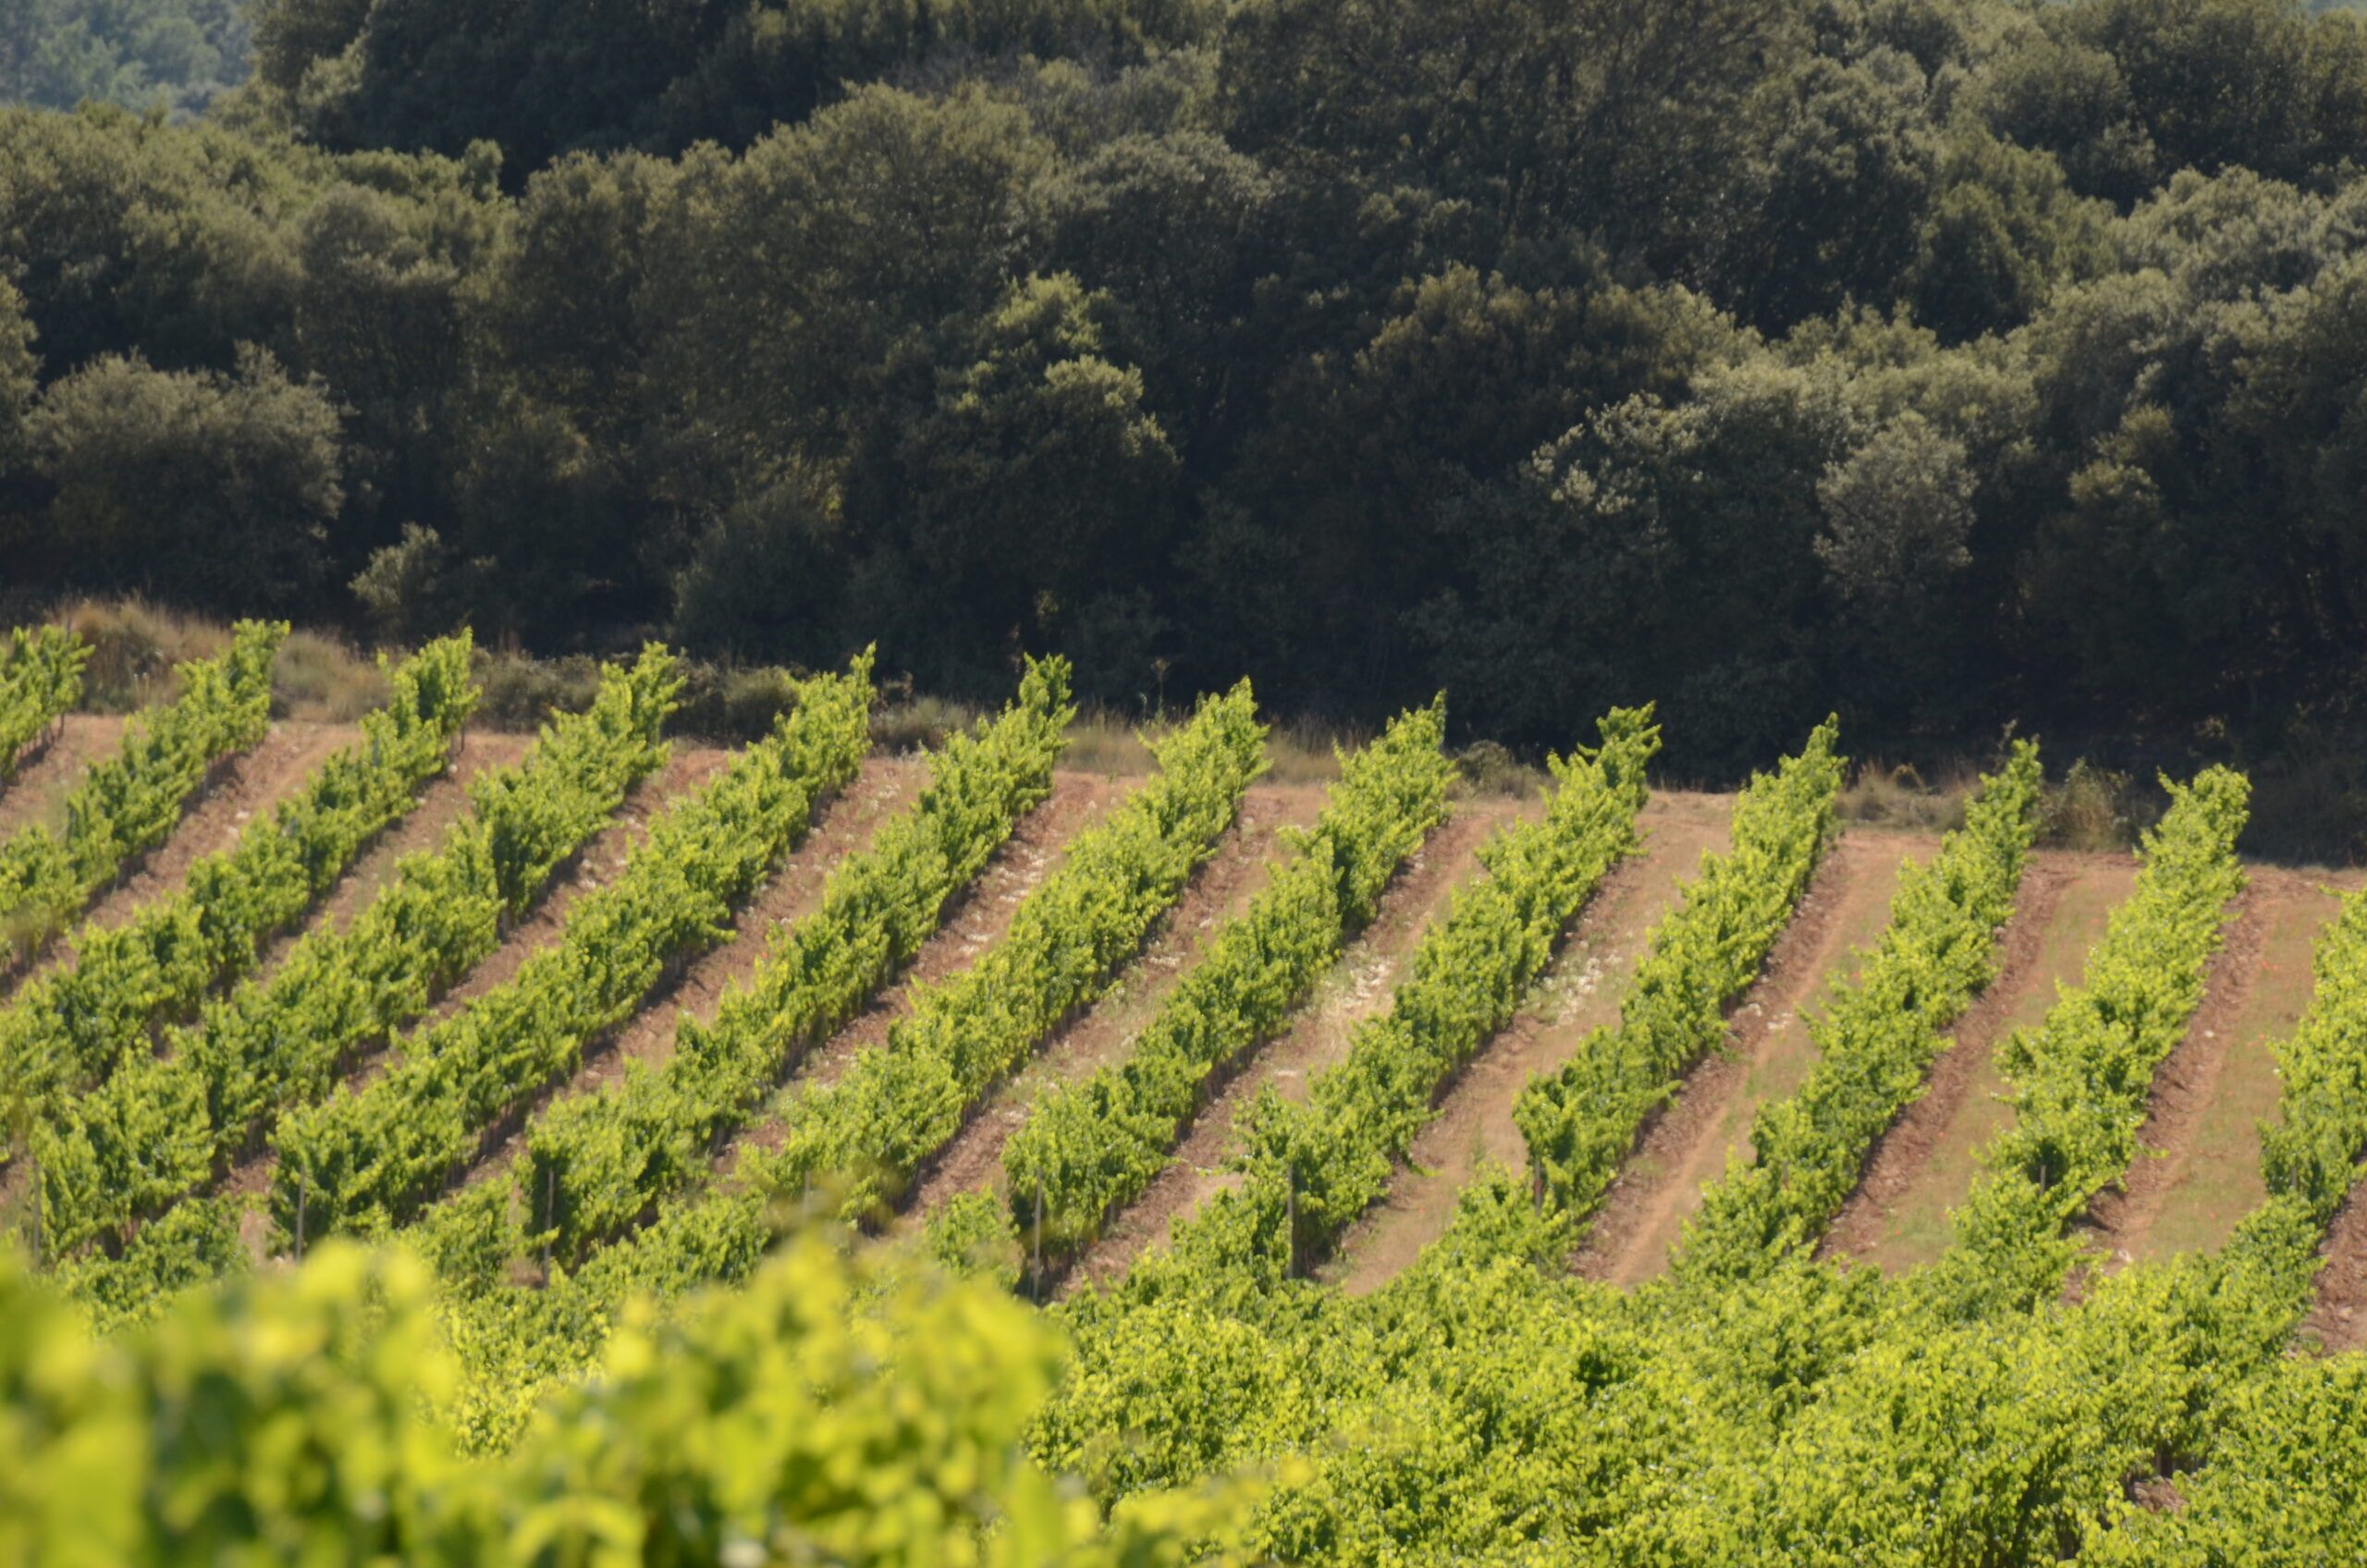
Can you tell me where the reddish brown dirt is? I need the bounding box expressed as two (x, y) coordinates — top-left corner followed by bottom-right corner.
(1571, 832), (1926, 1288)
(405, 744), (738, 1037)
(908, 783), (1333, 1219)
(305, 732), (531, 941)
(451, 754), (928, 1192)
(1323, 791), (1735, 1294)
(2083, 882), (2269, 1268)
(2137, 871), (2362, 1264)
(23, 723), (354, 991)
(596, 756), (926, 1079)
(1064, 797), (1534, 1294)
(1822, 853), (2140, 1272)
(0, 713), (125, 839)
(728, 771), (1129, 1159)
(2303, 1185), (2367, 1354)
(216, 743), (739, 1210)
(231, 730), (530, 998)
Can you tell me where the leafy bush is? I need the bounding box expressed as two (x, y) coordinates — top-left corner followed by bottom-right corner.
(31, 647), (679, 1259)
(0, 631), (470, 1149)
(0, 622), (83, 778)
(1672, 741), (2043, 1287)
(430, 655), (1072, 1274)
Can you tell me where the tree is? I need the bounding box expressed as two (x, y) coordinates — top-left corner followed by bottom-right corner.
(681, 83), (1052, 471)
(1714, 52), (1940, 332)
(1218, 263), (1733, 713)
(1028, 129), (1286, 459)
(1815, 410), (1978, 717)
(849, 273), (1181, 692)
(25, 346), (343, 611)
(1413, 361), (1849, 768)
(287, 178), (482, 563)
(671, 465), (846, 667)
(1980, 0), (2367, 202)
(1218, 0), (1798, 267)
(0, 0), (253, 115)
(247, 0), (367, 92)
(0, 276), (35, 468)
(1903, 126), (2112, 341)
(0, 103), (300, 374)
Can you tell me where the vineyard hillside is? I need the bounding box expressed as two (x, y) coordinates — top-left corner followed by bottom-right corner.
(5, 654), (2367, 1562)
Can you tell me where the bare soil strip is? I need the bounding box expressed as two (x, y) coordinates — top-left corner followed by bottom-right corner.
(8, 723), (356, 1008)
(1323, 791), (1735, 1294)
(2147, 868), (2365, 1265)
(449, 753), (930, 1192)
(1064, 797), (1535, 1295)
(0, 713), (124, 839)
(789, 774), (1122, 1089)
(2084, 880), (2287, 1268)
(237, 731), (532, 995)
(307, 731), (532, 940)
(216, 745), (736, 1212)
(1822, 855), (2139, 1273)
(406, 745), (738, 1037)
(593, 756), (927, 1082)
(2304, 1183), (2367, 1354)
(724, 771), (1129, 1162)
(909, 782), (1334, 1217)
(1571, 832), (1923, 1288)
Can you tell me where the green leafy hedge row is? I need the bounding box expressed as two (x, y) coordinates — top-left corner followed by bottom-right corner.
(1731, 839), (2361, 1566)
(1111, 706), (1664, 1301)
(422, 660), (1244, 1444)
(0, 623), (85, 781)
(425, 656), (1073, 1277)
(2251, 887), (2367, 1239)
(31, 648), (681, 1258)
(2085, 1353), (2367, 1568)
(1918, 766), (2250, 1320)
(2072, 880), (2367, 1563)
(1669, 740), (2042, 1288)
(1710, 862), (2356, 1566)
(0, 629), (471, 1146)
(753, 680), (1269, 1225)
(999, 697), (1455, 1270)
(0, 619), (276, 964)
(264, 654), (876, 1243)
(1511, 717), (1846, 1224)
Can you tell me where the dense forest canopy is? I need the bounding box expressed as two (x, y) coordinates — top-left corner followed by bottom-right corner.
(4, 0), (2367, 789)
(0, 0), (249, 113)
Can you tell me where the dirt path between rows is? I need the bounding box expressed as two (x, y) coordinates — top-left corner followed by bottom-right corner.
(2082, 882), (2269, 1268)
(1063, 798), (1532, 1295)
(220, 744), (734, 1231)
(409, 745), (737, 1039)
(11, 723), (354, 1004)
(1324, 791), (1735, 1294)
(305, 731), (530, 941)
(448, 753), (929, 1194)
(726, 772), (1128, 1161)
(231, 730), (529, 998)
(909, 783), (1332, 1219)
(1822, 853), (2138, 1272)
(2141, 871), (2359, 1264)
(0, 713), (124, 840)
(2304, 1187), (2367, 1354)
(1572, 832), (1924, 1288)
